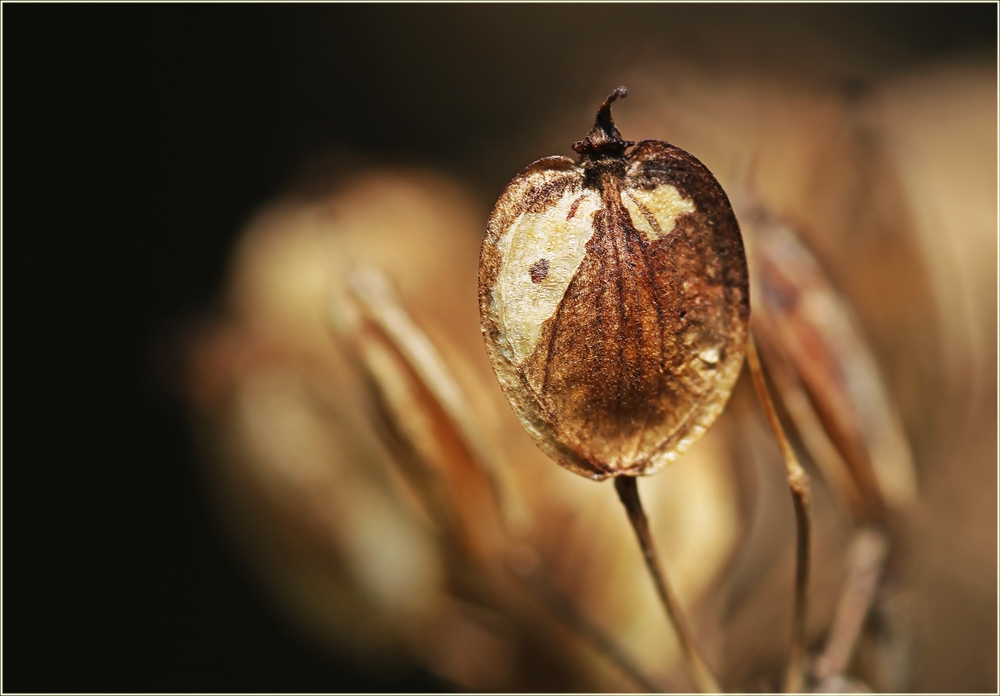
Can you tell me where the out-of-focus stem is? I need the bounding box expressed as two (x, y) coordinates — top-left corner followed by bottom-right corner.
(614, 476), (722, 694)
(752, 329), (866, 520)
(747, 334), (812, 693)
(346, 268), (509, 523)
(813, 526), (890, 681)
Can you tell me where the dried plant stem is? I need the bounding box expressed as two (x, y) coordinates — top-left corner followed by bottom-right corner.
(813, 526), (889, 681)
(347, 269), (509, 520)
(615, 476), (722, 694)
(752, 329), (865, 519)
(747, 334), (812, 693)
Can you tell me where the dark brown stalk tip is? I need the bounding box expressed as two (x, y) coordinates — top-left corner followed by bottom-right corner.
(572, 86), (635, 159)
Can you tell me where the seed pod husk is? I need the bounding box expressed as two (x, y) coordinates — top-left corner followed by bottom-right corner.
(478, 88), (749, 480)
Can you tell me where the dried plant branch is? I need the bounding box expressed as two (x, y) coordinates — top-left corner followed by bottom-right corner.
(752, 327), (865, 520)
(347, 268), (509, 521)
(746, 334), (812, 693)
(813, 526), (890, 682)
(743, 210), (916, 516)
(615, 476), (722, 693)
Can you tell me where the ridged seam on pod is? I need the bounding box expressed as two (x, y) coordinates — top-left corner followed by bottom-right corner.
(478, 87), (750, 480)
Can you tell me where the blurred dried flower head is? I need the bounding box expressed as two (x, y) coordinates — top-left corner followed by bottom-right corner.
(185, 167), (743, 691)
(183, 57), (995, 691)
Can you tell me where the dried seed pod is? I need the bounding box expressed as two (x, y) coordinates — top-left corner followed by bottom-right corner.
(479, 88), (749, 479)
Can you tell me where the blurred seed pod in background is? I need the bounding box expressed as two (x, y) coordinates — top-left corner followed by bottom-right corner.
(183, 169), (745, 691)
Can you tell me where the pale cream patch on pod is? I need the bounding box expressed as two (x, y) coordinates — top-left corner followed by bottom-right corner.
(620, 184), (696, 242)
(493, 189), (602, 364)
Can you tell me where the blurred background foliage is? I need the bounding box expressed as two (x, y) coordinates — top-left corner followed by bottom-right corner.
(5, 3), (995, 692)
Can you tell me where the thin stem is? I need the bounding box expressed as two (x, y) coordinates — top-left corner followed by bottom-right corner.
(347, 268), (509, 524)
(752, 328), (865, 520)
(812, 526), (889, 682)
(746, 333), (812, 693)
(614, 476), (722, 693)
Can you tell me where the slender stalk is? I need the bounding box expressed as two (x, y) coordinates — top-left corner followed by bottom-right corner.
(614, 476), (722, 693)
(812, 526), (889, 682)
(752, 329), (865, 520)
(746, 334), (812, 693)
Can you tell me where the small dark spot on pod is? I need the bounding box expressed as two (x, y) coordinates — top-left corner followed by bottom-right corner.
(529, 258), (549, 284)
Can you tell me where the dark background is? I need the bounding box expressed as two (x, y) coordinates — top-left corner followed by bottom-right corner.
(4, 4), (995, 692)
